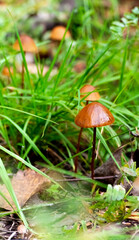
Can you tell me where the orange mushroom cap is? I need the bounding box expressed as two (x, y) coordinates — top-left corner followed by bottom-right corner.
(80, 84), (100, 101)
(50, 26), (71, 41)
(75, 102), (115, 128)
(2, 66), (13, 77)
(13, 34), (38, 53)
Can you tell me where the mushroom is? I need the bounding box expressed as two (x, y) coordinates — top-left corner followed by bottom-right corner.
(50, 26), (71, 41)
(80, 84), (100, 103)
(75, 102), (115, 179)
(2, 66), (14, 84)
(13, 34), (38, 89)
(2, 66), (13, 77)
(74, 85), (100, 174)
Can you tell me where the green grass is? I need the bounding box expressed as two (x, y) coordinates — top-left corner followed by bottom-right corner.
(0, 0), (139, 238)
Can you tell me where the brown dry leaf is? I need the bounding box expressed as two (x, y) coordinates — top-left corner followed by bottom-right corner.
(128, 211), (139, 221)
(0, 169), (51, 210)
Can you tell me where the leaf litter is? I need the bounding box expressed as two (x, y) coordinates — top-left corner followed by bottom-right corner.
(0, 169), (51, 210)
(0, 167), (139, 239)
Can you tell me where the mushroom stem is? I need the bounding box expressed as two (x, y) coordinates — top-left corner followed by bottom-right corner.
(21, 62), (24, 89)
(91, 127), (96, 179)
(74, 127), (83, 173)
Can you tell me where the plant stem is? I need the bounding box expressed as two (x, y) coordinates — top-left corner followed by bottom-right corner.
(21, 62), (24, 89)
(91, 127), (96, 179)
(96, 127), (104, 164)
(74, 127), (83, 173)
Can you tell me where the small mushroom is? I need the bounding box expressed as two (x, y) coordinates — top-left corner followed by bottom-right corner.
(80, 84), (100, 102)
(74, 85), (100, 174)
(75, 102), (115, 179)
(50, 26), (71, 41)
(13, 34), (38, 89)
(2, 66), (14, 84)
(2, 66), (13, 76)
(49, 26), (71, 59)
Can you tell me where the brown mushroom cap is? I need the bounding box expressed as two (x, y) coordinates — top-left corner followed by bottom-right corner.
(75, 102), (115, 128)
(50, 26), (71, 41)
(80, 84), (100, 101)
(13, 34), (38, 53)
(2, 66), (13, 77)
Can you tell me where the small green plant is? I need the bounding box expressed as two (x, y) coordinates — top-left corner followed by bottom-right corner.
(39, 184), (63, 201)
(91, 184), (139, 222)
(110, 7), (139, 38)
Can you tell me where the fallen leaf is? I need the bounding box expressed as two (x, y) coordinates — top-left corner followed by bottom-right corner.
(128, 211), (139, 221)
(0, 169), (51, 210)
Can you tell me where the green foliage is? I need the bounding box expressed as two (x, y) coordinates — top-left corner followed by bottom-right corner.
(106, 184), (126, 201)
(121, 160), (139, 181)
(70, 7), (85, 39)
(91, 185), (139, 222)
(40, 184), (63, 201)
(0, 1), (139, 238)
(110, 7), (139, 38)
